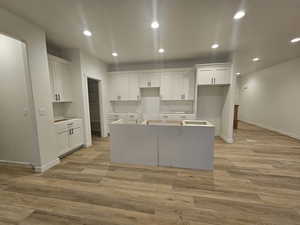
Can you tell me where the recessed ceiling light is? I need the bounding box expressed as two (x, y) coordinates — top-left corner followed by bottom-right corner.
(112, 52), (118, 57)
(252, 57), (260, 62)
(211, 44), (219, 49)
(236, 72), (241, 75)
(234, 10), (246, 20)
(83, 30), (92, 37)
(290, 37), (300, 43)
(158, 48), (165, 53)
(151, 21), (159, 29)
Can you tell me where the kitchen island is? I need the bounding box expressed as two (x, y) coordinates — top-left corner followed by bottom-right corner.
(110, 119), (214, 170)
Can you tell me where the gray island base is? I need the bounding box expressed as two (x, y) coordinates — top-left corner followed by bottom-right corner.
(110, 119), (214, 170)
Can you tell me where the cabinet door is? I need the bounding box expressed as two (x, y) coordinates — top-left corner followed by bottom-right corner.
(182, 71), (195, 100)
(128, 73), (140, 100)
(214, 67), (231, 85)
(110, 74), (128, 100)
(149, 72), (161, 87)
(197, 68), (214, 85)
(69, 127), (83, 150)
(173, 72), (186, 100)
(48, 60), (57, 102)
(160, 73), (172, 100)
(57, 131), (70, 156)
(161, 72), (182, 100)
(55, 62), (72, 102)
(139, 72), (161, 88)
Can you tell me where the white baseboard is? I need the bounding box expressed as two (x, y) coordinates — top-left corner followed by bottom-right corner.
(34, 158), (60, 173)
(240, 120), (300, 140)
(0, 160), (33, 168)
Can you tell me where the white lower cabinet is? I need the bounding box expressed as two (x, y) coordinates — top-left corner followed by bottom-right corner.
(55, 119), (83, 156)
(69, 127), (83, 150)
(57, 130), (69, 155)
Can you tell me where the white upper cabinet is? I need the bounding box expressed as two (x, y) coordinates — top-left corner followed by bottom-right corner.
(197, 68), (214, 85)
(128, 73), (140, 100)
(109, 74), (128, 101)
(197, 64), (231, 86)
(214, 67), (231, 85)
(48, 54), (73, 102)
(182, 70), (195, 100)
(109, 72), (140, 101)
(160, 70), (195, 100)
(139, 72), (161, 88)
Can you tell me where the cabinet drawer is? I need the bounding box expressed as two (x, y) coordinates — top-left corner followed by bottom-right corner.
(55, 123), (68, 133)
(54, 119), (82, 133)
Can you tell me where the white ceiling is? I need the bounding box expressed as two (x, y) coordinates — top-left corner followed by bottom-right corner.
(0, 0), (300, 74)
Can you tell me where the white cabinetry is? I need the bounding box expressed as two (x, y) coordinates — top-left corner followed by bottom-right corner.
(54, 119), (83, 156)
(197, 64), (231, 85)
(110, 74), (128, 101)
(139, 72), (161, 88)
(160, 69), (194, 100)
(109, 73), (140, 101)
(128, 73), (140, 100)
(48, 54), (73, 102)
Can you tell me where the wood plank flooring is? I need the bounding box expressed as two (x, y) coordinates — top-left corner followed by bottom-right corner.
(0, 122), (300, 225)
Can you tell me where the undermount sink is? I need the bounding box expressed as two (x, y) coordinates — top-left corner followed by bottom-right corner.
(146, 120), (183, 126)
(183, 120), (213, 126)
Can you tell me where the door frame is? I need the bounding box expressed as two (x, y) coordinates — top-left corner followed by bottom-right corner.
(86, 76), (105, 139)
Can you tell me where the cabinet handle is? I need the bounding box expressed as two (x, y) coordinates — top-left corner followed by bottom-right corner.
(211, 78), (213, 85)
(214, 78), (216, 84)
(147, 81), (151, 87)
(58, 94), (61, 101)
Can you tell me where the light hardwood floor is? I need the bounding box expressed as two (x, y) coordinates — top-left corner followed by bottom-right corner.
(0, 122), (300, 225)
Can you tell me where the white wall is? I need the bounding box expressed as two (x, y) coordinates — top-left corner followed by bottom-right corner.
(0, 7), (58, 168)
(239, 57), (300, 140)
(64, 49), (109, 147)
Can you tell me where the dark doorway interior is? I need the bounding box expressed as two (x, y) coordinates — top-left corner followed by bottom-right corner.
(88, 78), (101, 137)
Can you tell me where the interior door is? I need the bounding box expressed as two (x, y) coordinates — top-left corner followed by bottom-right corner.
(197, 68), (213, 85)
(0, 34), (37, 163)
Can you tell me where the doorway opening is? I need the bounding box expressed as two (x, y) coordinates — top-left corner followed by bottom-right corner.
(87, 78), (102, 139)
